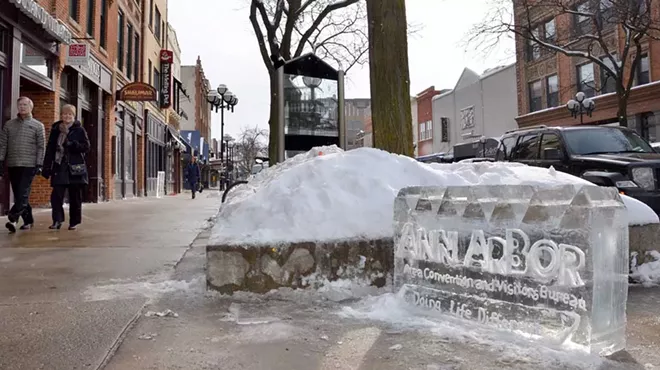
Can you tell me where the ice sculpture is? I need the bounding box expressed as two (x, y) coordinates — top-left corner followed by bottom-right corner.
(393, 185), (628, 355)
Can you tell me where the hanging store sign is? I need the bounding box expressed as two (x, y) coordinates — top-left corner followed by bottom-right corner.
(66, 43), (90, 65)
(160, 49), (173, 109)
(8, 0), (72, 44)
(117, 82), (157, 102)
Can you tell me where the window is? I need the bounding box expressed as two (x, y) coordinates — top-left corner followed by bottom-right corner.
(514, 133), (540, 160)
(0, 26), (9, 54)
(420, 122), (426, 140)
(149, 0), (154, 28)
(575, 2), (591, 35)
(69, 0), (79, 21)
(162, 21), (166, 44)
(601, 55), (618, 93)
(544, 19), (556, 43)
(148, 60), (152, 85)
(528, 80), (542, 112)
(117, 11), (125, 71)
(563, 127), (654, 155)
(134, 34), (140, 82)
(637, 53), (650, 86)
(127, 24), (133, 79)
(99, 0), (107, 48)
(125, 131), (134, 181)
(427, 120), (433, 139)
(441, 117), (449, 142)
(153, 67), (160, 101)
(599, 0), (614, 27)
(86, 0), (95, 36)
(577, 63), (595, 97)
(496, 136), (517, 161)
(540, 133), (562, 159)
(527, 28), (541, 61)
(546, 74), (559, 108)
(20, 43), (52, 79)
(155, 8), (162, 43)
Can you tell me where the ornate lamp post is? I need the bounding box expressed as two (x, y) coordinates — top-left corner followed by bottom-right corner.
(566, 92), (595, 125)
(207, 84), (238, 190)
(223, 134), (234, 186)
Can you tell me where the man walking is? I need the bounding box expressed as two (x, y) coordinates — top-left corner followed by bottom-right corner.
(0, 97), (46, 233)
(184, 156), (201, 199)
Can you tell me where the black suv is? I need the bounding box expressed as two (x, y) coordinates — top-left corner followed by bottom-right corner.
(495, 125), (660, 214)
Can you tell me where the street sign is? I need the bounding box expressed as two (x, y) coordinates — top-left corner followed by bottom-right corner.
(66, 43), (89, 65)
(117, 82), (157, 102)
(160, 49), (173, 109)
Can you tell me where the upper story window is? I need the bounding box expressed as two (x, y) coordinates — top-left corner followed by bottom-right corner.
(575, 2), (591, 35)
(155, 8), (162, 43)
(528, 80), (542, 112)
(100, 0), (107, 49)
(149, 0), (154, 29)
(86, 0), (95, 36)
(117, 11), (125, 71)
(127, 24), (134, 79)
(527, 28), (541, 61)
(546, 74), (559, 108)
(636, 53), (650, 86)
(577, 63), (595, 98)
(69, 0), (79, 22)
(544, 19), (556, 44)
(599, 0), (614, 28)
(601, 55), (618, 93)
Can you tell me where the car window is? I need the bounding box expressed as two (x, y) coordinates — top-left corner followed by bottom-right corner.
(563, 128), (654, 154)
(514, 133), (540, 160)
(496, 136), (517, 160)
(540, 133), (562, 159)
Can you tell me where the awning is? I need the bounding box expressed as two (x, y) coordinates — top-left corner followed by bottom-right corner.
(167, 126), (188, 153)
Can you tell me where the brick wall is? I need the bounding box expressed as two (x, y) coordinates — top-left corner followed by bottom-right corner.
(416, 87), (442, 156)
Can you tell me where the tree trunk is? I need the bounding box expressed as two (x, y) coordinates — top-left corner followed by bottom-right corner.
(268, 70), (279, 163)
(617, 94), (628, 127)
(366, 0), (413, 156)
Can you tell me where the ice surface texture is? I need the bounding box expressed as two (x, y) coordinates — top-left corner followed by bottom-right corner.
(393, 185), (629, 356)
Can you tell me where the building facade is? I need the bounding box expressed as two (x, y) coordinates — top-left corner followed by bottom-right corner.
(415, 86), (445, 156)
(1, 0), (117, 212)
(431, 65), (518, 154)
(514, 2), (660, 142)
(344, 98), (371, 149)
(411, 97), (418, 157)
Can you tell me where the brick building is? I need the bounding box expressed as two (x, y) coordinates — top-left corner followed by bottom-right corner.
(415, 86), (444, 156)
(514, 1), (660, 142)
(0, 0), (118, 212)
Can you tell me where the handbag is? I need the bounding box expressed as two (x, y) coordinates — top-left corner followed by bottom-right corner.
(68, 163), (87, 176)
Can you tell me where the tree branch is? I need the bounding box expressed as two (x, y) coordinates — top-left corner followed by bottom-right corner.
(293, 0), (360, 58)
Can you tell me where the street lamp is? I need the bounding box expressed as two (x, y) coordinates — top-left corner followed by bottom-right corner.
(207, 84), (239, 190)
(566, 92), (595, 125)
(223, 135), (234, 187)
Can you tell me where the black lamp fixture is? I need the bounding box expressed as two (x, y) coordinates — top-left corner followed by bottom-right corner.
(566, 92), (595, 125)
(207, 84), (239, 190)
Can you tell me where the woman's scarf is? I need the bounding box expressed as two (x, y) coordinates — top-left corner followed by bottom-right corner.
(55, 121), (73, 165)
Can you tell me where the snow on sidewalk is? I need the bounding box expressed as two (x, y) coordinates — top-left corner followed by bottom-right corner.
(211, 145), (659, 246)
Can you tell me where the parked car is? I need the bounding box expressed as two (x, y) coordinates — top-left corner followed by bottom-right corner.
(496, 125), (660, 214)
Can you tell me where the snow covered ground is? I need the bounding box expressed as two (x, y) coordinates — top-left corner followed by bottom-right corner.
(631, 251), (660, 287)
(211, 146), (659, 246)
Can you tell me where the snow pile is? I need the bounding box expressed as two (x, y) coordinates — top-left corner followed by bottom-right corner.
(630, 251), (660, 287)
(211, 146), (659, 245)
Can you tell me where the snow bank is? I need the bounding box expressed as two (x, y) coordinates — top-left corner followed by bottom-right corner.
(211, 146), (659, 245)
(630, 251), (660, 287)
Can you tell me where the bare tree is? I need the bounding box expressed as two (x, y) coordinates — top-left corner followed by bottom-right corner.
(249, 0), (369, 162)
(467, 0), (657, 126)
(366, 0), (414, 156)
(235, 126), (269, 176)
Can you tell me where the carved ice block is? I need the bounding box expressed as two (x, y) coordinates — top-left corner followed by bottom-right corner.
(393, 185), (628, 355)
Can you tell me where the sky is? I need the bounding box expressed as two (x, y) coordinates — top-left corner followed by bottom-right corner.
(167, 0), (515, 142)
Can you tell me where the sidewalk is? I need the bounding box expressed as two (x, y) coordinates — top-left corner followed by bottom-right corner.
(0, 192), (222, 370)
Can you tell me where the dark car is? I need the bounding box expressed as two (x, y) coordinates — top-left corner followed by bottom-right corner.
(495, 125), (660, 214)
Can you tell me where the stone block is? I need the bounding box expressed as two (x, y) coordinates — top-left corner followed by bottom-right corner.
(206, 239), (393, 294)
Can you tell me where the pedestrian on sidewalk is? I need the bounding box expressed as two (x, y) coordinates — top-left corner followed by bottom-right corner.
(0, 97), (46, 233)
(184, 156), (201, 199)
(42, 104), (90, 230)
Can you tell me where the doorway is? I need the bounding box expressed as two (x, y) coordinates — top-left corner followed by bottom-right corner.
(80, 108), (95, 202)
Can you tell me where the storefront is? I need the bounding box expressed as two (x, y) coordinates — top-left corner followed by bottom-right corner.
(0, 0), (73, 212)
(145, 111), (167, 197)
(113, 99), (143, 199)
(115, 82), (156, 199)
(166, 126), (186, 195)
(61, 51), (113, 203)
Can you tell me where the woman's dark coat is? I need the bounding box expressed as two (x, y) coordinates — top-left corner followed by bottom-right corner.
(43, 120), (91, 186)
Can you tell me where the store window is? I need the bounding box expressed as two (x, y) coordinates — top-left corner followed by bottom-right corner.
(114, 125), (122, 179)
(125, 131), (134, 180)
(0, 26), (8, 54)
(20, 43), (52, 79)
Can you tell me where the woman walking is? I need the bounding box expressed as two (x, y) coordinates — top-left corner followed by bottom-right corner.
(42, 104), (90, 230)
